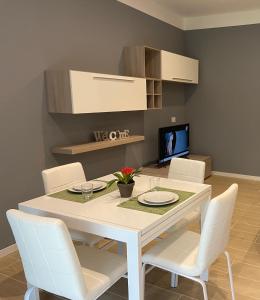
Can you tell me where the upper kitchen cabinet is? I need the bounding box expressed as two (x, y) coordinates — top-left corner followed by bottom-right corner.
(161, 50), (199, 84)
(45, 70), (147, 114)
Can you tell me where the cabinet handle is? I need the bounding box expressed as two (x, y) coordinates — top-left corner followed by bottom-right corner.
(172, 77), (193, 82)
(93, 76), (134, 82)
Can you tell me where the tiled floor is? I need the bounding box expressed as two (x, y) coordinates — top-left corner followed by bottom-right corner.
(1, 172), (260, 299)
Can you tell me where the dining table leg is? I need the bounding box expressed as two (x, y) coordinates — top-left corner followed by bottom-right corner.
(126, 233), (143, 300)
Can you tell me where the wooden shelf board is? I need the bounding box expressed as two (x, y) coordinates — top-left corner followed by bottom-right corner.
(52, 135), (145, 155)
(144, 45), (160, 51)
(146, 77), (161, 80)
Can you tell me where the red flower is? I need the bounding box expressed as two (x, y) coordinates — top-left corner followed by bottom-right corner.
(121, 167), (134, 175)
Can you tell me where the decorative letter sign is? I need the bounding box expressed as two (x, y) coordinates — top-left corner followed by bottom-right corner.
(94, 129), (130, 142)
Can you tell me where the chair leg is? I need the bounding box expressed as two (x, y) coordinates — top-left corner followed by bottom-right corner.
(24, 287), (36, 300)
(182, 275), (209, 300)
(225, 251), (236, 300)
(170, 273), (178, 288)
(200, 279), (209, 300)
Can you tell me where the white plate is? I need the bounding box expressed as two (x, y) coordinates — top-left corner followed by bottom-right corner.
(68, 181), (107, 193)
(138, 191), (179, 206)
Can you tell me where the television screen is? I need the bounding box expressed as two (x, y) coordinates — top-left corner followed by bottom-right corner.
(158, 124), (189, 164)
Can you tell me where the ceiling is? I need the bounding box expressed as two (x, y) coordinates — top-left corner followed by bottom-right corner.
(158, 0), (260, 17)
(118, 0), (260, 30)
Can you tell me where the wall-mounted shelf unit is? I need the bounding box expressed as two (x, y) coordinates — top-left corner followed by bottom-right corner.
(146, 79), (162, 109)
(45, 70), (147, 114)
(52, 135), (145, 155)
(123, 45), (199, 110)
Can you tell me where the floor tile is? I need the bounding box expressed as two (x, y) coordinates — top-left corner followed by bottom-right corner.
(0, 254), (19, 272)
(232, 262), (260, 282)
(0, 260), (26, 284)
(0, 273), (26, 299)
(145, 283), (181, 299)
(99, 291), (127, 299)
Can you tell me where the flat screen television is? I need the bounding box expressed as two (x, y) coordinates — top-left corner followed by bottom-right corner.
(158, 124), (189, 164)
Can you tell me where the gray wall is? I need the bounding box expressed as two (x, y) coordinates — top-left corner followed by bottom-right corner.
(184, 24), (260, 175)
(0, 0), (186, 248)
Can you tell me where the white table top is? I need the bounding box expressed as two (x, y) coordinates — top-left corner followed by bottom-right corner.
(19, 174), (211, 236)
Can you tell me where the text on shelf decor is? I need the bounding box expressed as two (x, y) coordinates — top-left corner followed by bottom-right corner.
(94, 129), (130, 142)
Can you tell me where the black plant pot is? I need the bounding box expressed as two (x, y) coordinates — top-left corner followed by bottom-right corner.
(117, 181), (135, 198)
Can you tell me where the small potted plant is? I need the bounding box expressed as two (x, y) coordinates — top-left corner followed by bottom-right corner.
(108, 167), (141, 198)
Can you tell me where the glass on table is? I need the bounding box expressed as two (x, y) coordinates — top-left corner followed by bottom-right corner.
(81, 182), (93, 200)
(149, 177), (160, 191)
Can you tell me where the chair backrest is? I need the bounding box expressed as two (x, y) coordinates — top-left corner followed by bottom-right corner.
(197, 184), (238, 272)
(6, 209), (87, 300)
(168, 157), (205, 183)
(42, 162), (86, 194)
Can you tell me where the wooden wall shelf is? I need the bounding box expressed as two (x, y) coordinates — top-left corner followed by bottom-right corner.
(52, 135), (145, 155)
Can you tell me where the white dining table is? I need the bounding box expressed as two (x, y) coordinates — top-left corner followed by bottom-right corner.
(19, 174), (211, 300)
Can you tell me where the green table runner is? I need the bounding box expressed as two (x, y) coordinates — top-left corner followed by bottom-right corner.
(118, 187), (195, 215)
(48, 181), (118, 203)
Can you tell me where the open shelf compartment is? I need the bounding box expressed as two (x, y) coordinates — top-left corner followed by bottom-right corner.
(145, 47), (161, 78)
(146, 79), (154, 95)
(154, 80), (162, 95)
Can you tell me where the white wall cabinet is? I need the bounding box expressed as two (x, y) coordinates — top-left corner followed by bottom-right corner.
(46, 70), (147, 113)
(161, 50), (199, 84)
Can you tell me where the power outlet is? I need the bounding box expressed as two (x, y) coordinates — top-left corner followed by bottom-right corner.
(171, 116), (176, 123)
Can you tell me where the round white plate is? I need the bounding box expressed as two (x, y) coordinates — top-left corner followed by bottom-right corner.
(68, 181), (107, 193)
(138, 191), (179, 206)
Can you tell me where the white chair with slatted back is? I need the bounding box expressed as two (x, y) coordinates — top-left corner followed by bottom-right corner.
(42, 162), (102, 246)
(42, 162), (87, 193)
(7, 209), (127, 300)
(167, 157), (206, 231)
(143, 184), (238, 300)
(168, 157), (206, 184)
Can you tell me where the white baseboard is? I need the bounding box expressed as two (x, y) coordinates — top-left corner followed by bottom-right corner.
(212, 171), (260, 182)
(0, 243), (17, 257)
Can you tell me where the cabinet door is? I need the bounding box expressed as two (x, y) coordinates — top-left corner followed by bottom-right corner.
(161, 51), (199, 84)
(70, 71), (147, 113)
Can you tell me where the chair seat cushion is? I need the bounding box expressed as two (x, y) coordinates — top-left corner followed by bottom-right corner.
(75, 245), (127, 299)
(69, 229), (103, 246)
(143, 231), (202, 277)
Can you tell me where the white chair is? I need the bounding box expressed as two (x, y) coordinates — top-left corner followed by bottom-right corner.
(142, 184), (238, 300)
(167, 157), (206, 232)
(168, 157), (206, 184)
(7, 209), (127, 300)
(42, 162), (102, 246)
